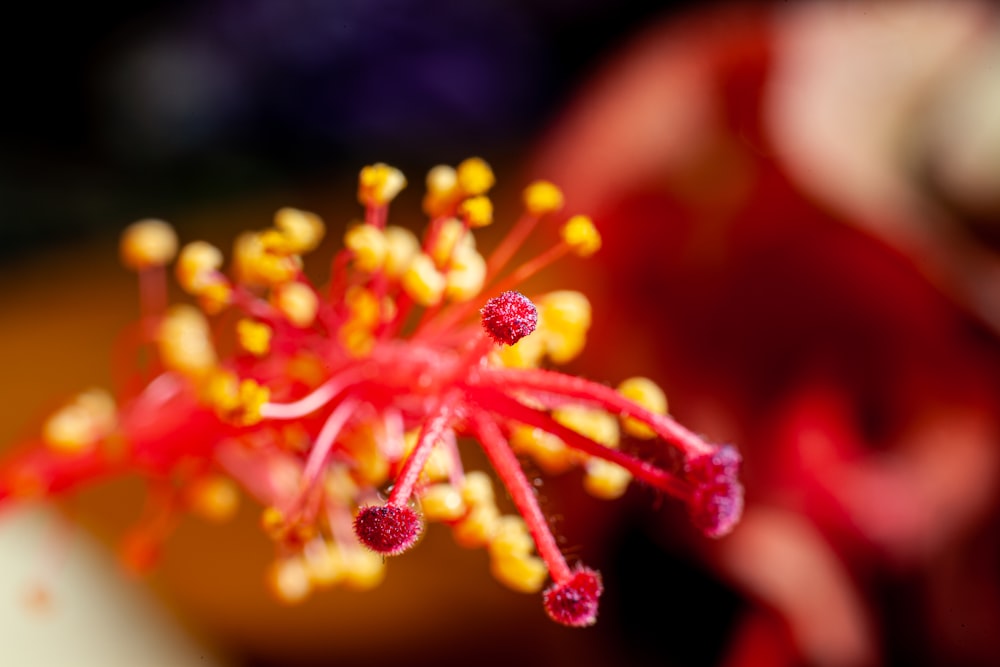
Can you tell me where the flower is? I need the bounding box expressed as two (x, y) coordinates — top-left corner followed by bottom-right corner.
(529, 2), (1000, 664)
(0, 158), (742, 626)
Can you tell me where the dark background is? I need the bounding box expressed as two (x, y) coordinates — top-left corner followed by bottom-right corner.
(0, 0), (707, 261)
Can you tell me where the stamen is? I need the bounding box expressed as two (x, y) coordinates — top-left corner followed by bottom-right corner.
(3, 156), (744, 628)
(469, 413), (572, 584)
(478, 367), (714, 458)
(120, 219), (178, 271)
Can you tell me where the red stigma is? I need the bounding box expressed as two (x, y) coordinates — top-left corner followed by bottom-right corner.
(542, 566), (604, 627)
(481, 290), (538, 346)
(353, 504), (423, 555)
(685, 445), (744, 538)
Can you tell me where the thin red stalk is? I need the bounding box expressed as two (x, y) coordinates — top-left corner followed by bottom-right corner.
(260, 365), (366, 420)
(477, 368), (714, 458)
(486, 243), (569, 297)
(301, 397), (359, 487)
(111, 319), (158, 398)
(0, 440), (127, 507)
(386, 394), (457, 506)
(138, 266), (168, 328)
(328, 249), (352, 304)
(381, 290), (415, 339)
(409, 216), (472, 334)
(120, 477), (183, 572)
(365, 203), (388, 229)
(415, 240), (565, 343)
(421, 214), (452, 261)
(469, 412), (572, 583)
(231, 286), (281, 323)
(465, 386), (691, 499)
(485, 213), (539, 281)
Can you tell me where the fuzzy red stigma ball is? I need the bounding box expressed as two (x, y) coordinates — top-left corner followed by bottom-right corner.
(480, 290), (538, 346)
(542, 566), (604, 627)
(353, 504), (423, 555)
(684, 444), (744, 539)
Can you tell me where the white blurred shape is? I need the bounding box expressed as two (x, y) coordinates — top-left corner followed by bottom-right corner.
(0, 506), (225, 667)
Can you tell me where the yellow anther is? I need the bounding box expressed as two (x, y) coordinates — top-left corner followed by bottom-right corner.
(204, 369), (240, 413)
(75, 388), (117, 430)
(538, 290), (592, 364)
(552, 405), (619, 449)
(459, 470), (495, 507)
(429, 217), (466, 268)
(344, 223), (388, 273)
(236, 318), (272, 357)
(341, 547), (386, 591)
(175, 239), (231, 312)
(422, 445), (452, 483)
(383, 225), (421, 278)
(42, 388), (117, 454)
(426, 164), (458, 195)
(233, 231), (301, 287)
(617, 377), (668, 439)
(205, 371), (269, 426)
(341, 425), (389, 487)
(260, 506), (287, 540)
(157, 304), (217, 377)
(358, 162), (407, 207)
(560, 215), (601, 257)
(456, 157), (495, 196)
(272, 281), (319, 328)
(419, 483), (467, 522)
(402, 428), (419, 456)
(422, 164), (460, 218)
(186, 475), (240, 522)
(490, 552), (548, 594)
(236, 378), (269, 426)
(282, 352), (327, 390)
(452, 503), (500, 548)
(401, 253), (446, 307)
(267, 556), (312, 604)
(339, 324), (376, 358)
(583, 459), (633, 500)
(195, 278), (233, 314)
(344, 286), (380, 329)
(176, 241), (223, 292)
(494, 328), (545, 368)
(258, 228), (289, 254)
(523, 180), (564, 217)
(274, 207), (325, 254)
(303, 539), (344, 588)
(120, 219), (178, 270)
(488, 516), (534, 559)
(445, 246), (486, 302)
(458, 195), (493, 228)
(509, 424), (575, 475)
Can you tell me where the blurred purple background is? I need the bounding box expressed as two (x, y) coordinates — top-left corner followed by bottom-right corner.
(0, 0), (704, 260)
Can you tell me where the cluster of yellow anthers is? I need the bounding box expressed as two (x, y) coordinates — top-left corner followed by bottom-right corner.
(1, 158), (742, 628)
